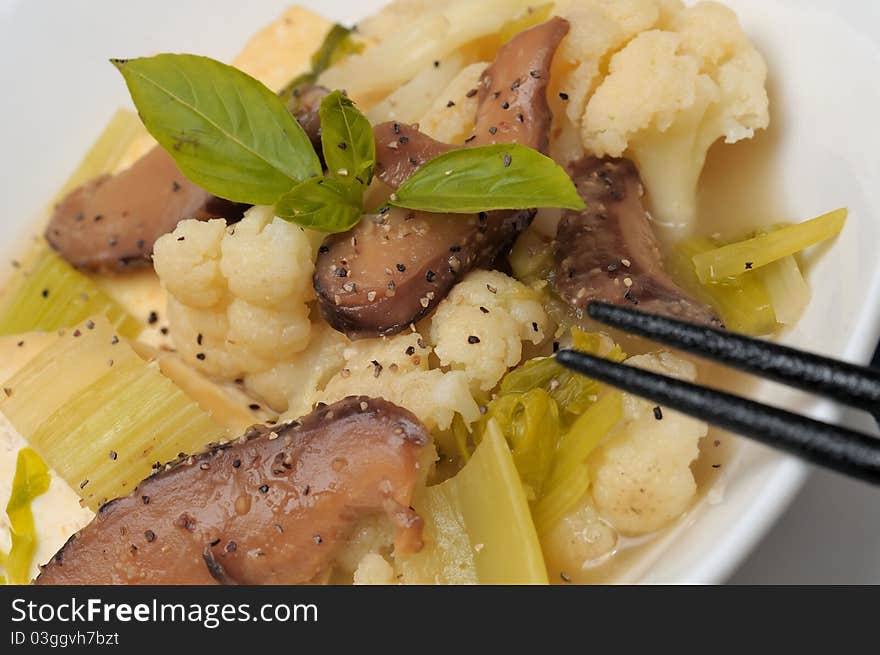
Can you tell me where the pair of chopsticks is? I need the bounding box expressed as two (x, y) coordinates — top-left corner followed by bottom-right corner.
(556, 302), (880, 485)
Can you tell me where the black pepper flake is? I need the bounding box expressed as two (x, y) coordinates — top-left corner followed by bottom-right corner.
(426, 270), (436, 282)
(160, 327), (169, 336)
(371, 360), (383, 378)
(79, 479), (89, 489)
(86, 320), (95, 330)
(511, 79), (521, 90)
(41, 288), (49, 298)
(225, 541), (237, 553)
(488, 126), (498, 135)
(210, 538), (221, 547)
(446, 100), (455, 107)
(303, 485), (310, 495)
(232, 459), (241, 468)
(148, 311), (159, 325)
(712, 464), (722, 469)
(177, 236), (185, 241)
(392, 122), (401, 134)
(399, 135), (409, 144)
(249, 403), (261, 411)
(531, 321), (539, 332)
(501, 101), (510, 109)
(142, 495), (150, 505)
(467, 335), (480, 344)
(378, 205), (391, 214)
(516, 113), (524, 123)
(109, 450), (117, 461)
(172, 180), (182, 192)
(111, 335), (119, 345)
(94, 214), (104, 222)
(745, 261), (753, 270)
(337, 141), (348, 150)
(313, 535), (323, 545)
(503, 153), (512, 167)
(405, 345), (416, 356)
(319, 245), (330, 254)
(465, 88), (478, 98)
(196, 353), (206, 361)
(144, 530), (156, 543)
(433, 60), (440, 67)
(259, 484), (269, 493)
(16, 341), (23, 347)
(464, 134), (476, 143)
(559, 92), (569, 100)
(336, 267), (348, 277)
(653, 406), (663, 420)
(553, 341), (560, 353)
(479, 306), (489, 314)
(196, 333), (203, 346)
(73, 329), (82, 337)
(396, 263), (406, 272)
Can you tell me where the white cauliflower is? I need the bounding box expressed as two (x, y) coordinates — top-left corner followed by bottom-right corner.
(541, 494), (619, 579)
(580, 1), (769, 228)
(418, 62), (488, 144)
(429, 270), (551, 392)
(317, 332), (480, 431)
(153, 206), (318, 383)
(353, 554), (396, 585)
(588, 352), (708, 535)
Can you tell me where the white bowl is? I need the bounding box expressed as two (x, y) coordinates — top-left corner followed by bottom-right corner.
(2, 0), (879, 583)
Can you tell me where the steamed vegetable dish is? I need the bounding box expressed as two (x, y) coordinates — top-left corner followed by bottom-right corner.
(0, 0), (846, 585)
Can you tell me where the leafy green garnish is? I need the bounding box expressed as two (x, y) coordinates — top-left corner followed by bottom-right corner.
(113, 54), (320, 205)
(319, 90), (376, 183)
(274, 90), (374, 231)
(280, 24), (363, 103)
(275, 176), (363, 232)
(391, 145), (585, 213)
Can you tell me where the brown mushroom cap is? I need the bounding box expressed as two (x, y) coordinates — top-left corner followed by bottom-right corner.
(313, 17), (570, 339)
(553, 156), (722, 326)
(45, 146), (247, 273)
(35, 396), (429, 585)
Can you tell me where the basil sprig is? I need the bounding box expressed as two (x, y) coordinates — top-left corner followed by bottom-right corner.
(274, 90), (375, 232)
(113, 54), (320, 205)
(391, 145), (585, 213)
(114, 53), (585, 233)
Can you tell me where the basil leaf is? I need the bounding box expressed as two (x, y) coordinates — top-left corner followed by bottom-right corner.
(113, 54), (321, 205)
(391, 144), (585, 213)
(275, 177), (363, 232)
(319, 91), (375, 183)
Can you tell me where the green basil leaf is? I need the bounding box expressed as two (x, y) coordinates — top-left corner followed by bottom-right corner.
(275, 176), (363, 232)
(391, 144), (585, 213)
(319, 90), (375, 183)
(113, 54), (321, 205)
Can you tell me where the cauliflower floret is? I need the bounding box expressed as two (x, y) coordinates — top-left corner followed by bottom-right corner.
(588, 352), (708, 535)
(429, 270), (550, 392)
(541, 494), (619, 579)
(353, 554), (396, 585)
(153, 206), (319, 385)
(580, 1), (769, 228)
(418, 62), (488, 144)
(317, 332), (480, 431)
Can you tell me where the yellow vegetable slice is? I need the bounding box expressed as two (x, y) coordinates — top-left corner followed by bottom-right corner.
(692, 208), (846, 283)
(397, 420), (548, 584)
(534, 391), (623, 535)
(0, 448), (50, 585)
(669, 237), (777, 335)
(758, 254), (811, 325)
(0, 317), (225, 509)
(0, 243), (142, 338)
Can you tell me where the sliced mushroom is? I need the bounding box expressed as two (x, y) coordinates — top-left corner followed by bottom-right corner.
(313, 17), (570, 339)
(553, 157), (722, 326)
(35, 396), (428, 585)
(45, 146), (247, 273)
(286, 84), (331, 156)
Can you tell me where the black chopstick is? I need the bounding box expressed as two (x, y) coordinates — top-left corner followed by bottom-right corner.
(586, 301), (880, 414)
(555, 350), (880, 485)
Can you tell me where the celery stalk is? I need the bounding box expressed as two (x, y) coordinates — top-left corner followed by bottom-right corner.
(669, 237), (777, 335)
(534, 391), (623, 534)
(692, 208), (847, 283)
(0, 317), (225, 509)
(0, 244), (142, 338)
(758, 255), (811, 325)
(396, 421), (548, 584)
(52, 108), (145, 203)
